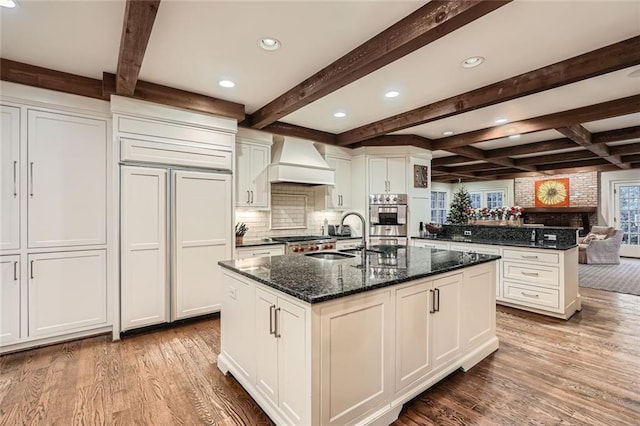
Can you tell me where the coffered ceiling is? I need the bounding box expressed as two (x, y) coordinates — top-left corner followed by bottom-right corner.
(1, 0), (639, 182)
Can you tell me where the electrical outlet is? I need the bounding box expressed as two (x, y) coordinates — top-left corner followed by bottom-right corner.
(464, 230), (472, 236)
(544, 234), (557, 241)
(228, 286), (237, 300)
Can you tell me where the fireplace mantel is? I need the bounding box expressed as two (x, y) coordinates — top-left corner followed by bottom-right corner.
(523, 206), (597, 232)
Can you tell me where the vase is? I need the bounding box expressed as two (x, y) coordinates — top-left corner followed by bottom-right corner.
(236, 236), (244, 245)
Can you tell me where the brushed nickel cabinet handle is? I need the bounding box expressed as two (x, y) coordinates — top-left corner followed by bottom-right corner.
(250, 191), (254, 204)
(522, 271), (539, 276)
(269, 305), (275, 335)
(30, 260), (34, 279)
(429, 289), (436, 314)
(521, 255), (539, 259)
(13, 160), (17, 197)
(13, 261), (18, 281)
(246, 190), (250, 204)
(274, 307), (281, 338)
(521, 291), (539, 298)
(435, 288), (440, 312)
(29, 162), (34, 197)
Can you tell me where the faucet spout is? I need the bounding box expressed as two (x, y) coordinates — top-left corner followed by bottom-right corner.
(340, 211), (367, 256)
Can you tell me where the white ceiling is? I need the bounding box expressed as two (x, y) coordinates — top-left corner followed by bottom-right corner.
(1, 0), (639, 175)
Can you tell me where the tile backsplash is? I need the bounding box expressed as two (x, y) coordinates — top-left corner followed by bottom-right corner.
(236, 183), (344, 239)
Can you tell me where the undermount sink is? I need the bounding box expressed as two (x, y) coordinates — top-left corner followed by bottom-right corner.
(305, 252), (356, 260)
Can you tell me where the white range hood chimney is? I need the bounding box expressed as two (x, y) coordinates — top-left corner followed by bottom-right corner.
(269, 136), (335, 186)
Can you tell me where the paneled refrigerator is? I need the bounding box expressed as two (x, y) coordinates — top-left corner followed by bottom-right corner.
(120, 165), (231, 332)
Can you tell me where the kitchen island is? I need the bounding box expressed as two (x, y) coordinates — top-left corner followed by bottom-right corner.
(217, 246), (500, 426)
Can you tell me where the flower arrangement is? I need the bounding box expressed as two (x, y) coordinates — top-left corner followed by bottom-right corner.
(467, 206), (525, 220)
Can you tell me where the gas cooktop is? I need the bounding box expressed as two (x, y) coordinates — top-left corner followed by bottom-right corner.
(271, 235), (332, 243)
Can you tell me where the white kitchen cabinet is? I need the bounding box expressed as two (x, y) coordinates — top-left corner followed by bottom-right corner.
(121, 166), (231, 331)
(28, 250), (107, 338)
(369, 156), (406, 194)
(0, 105), (20, 251)
(315, 155), (351, 210)
(120, 167), (168, 331)
(430, 273), (462, 369)
(27, 110), (106, 248)
(236, 244), (284, 259)
(173, 170), (231, 319)
(461, 262), (496, 351)
(236, 141), (270, 209)
(1, 255), (21, 344)
(395, 279), (432, 393)
(255, 286), (308, 425)
(449, 242), (500, 298)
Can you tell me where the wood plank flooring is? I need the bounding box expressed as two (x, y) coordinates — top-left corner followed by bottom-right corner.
(1, 287), (638, 425)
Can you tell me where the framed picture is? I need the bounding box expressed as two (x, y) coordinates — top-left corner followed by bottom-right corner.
(414, 165), (429, 188)
(535, 178), (570, 207)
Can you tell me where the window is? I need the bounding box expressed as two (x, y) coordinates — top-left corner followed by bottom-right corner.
(469, 190), (506, 209)
(431, 191), (448, 224)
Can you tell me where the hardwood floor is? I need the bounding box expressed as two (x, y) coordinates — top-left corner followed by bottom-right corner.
(1, 287), (638, 425)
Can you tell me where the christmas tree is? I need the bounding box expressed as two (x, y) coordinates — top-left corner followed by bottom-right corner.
(447, 185), (472, 224)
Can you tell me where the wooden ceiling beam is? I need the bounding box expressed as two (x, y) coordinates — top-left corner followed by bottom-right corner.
(441, 162), (510, 173)
(336, 36), (640, 146)
(260, 121), (337, 145)
(430, 95), (640, 151)
(514, 150), (596, 166)
(609, 142), (640, 156)
(592, 126), (640, 144)
(536, 158), (610, 171)
(557, 124), (630, 169)
(249, 0), (511, 129)
(431, 155), (476, 167)
(1, 58), (106, 100)
(116, 0), (161, 95)
(622, 154), (640, 163)
(487, 138), (578, 159)
(103, 72), (245, 120)
(446, 146), (537, 172)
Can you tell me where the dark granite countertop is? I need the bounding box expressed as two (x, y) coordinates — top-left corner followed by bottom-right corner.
(236, 239), (284, 248)
(411, 235), (577, 250)
(219, 245), (500, 304)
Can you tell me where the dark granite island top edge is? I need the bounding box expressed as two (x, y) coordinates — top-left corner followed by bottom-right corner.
(219, 246), (500, 304)
(411, 236), (577, 250)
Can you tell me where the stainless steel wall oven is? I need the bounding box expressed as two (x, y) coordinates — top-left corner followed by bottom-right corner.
(369, 194), (408, 245)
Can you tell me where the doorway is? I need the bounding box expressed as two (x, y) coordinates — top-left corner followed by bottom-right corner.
(613, 182), (640, 258)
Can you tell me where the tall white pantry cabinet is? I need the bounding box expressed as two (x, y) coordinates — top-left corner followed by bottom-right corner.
(113, 96), (236, 333)
(1, 87), (112, 352)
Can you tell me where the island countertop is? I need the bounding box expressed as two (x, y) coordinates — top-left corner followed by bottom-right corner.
(411, 235), (577, 250)
(218, 245), (500, 304)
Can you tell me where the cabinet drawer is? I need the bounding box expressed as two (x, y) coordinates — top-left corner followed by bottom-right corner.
(503, 281), (560, 309)
(236, 245), (284, 259)
(450, 244), (500, 255)
(502, 248), (559, 264)
(412, 240), (450, 250)
(503, 261), (559, 287)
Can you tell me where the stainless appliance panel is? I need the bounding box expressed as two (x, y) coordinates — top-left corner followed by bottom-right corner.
(369, 224), (407, 237)
(370, 236), (407, 246)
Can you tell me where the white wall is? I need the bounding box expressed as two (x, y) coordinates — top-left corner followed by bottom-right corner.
(599, 169), (640, 226)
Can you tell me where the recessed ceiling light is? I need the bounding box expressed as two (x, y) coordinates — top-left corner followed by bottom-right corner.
(259, 38), (281, 51)
(218, 80), (235, 88)
(0, 0), (17, 8)
(461, 56), (485, 68)
(494, 118), (508, 124)
(333, 112), (346, 118)
(508, 134), (521, 140)
(628, 68), (640, 78)
(385, 90), (400, 98)
(443, 131), (454, 136)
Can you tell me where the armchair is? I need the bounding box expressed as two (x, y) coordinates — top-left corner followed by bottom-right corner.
(578, 226), (624, 264)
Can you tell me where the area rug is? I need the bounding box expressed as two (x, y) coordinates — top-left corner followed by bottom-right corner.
(578, 257), (640, 296)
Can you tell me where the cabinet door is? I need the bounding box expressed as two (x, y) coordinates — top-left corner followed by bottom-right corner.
(0, 106), (20, 251)
(221, 272), (255, 382)
(28, 250), (107, 337)
(27, 110), (106, 248)
(368, 158), (389, 194)
(121, 166), (168, 331)
(395, 280), (432, 392)
(387, 157), (406, 194)
(277, 297), (308, 424)
(249, 144), (270, 208)
(235, 143), (252, 207)
(255, 287), (279, 408)
(334, 157), (352, 209)
(236, 245), (284, 259)
(462, 263), (496, 350)
(173, 170), (231, 320)
(0, 255), (21, 344)
(431, 273), (462, 368)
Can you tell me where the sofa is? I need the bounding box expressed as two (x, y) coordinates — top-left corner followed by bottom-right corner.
(578, 226), (624, 264)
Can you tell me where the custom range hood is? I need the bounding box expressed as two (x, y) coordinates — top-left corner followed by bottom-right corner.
(269, 136), (335, 185)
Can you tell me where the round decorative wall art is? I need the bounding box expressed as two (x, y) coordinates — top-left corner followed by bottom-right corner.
(534, 178), (570, 207)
